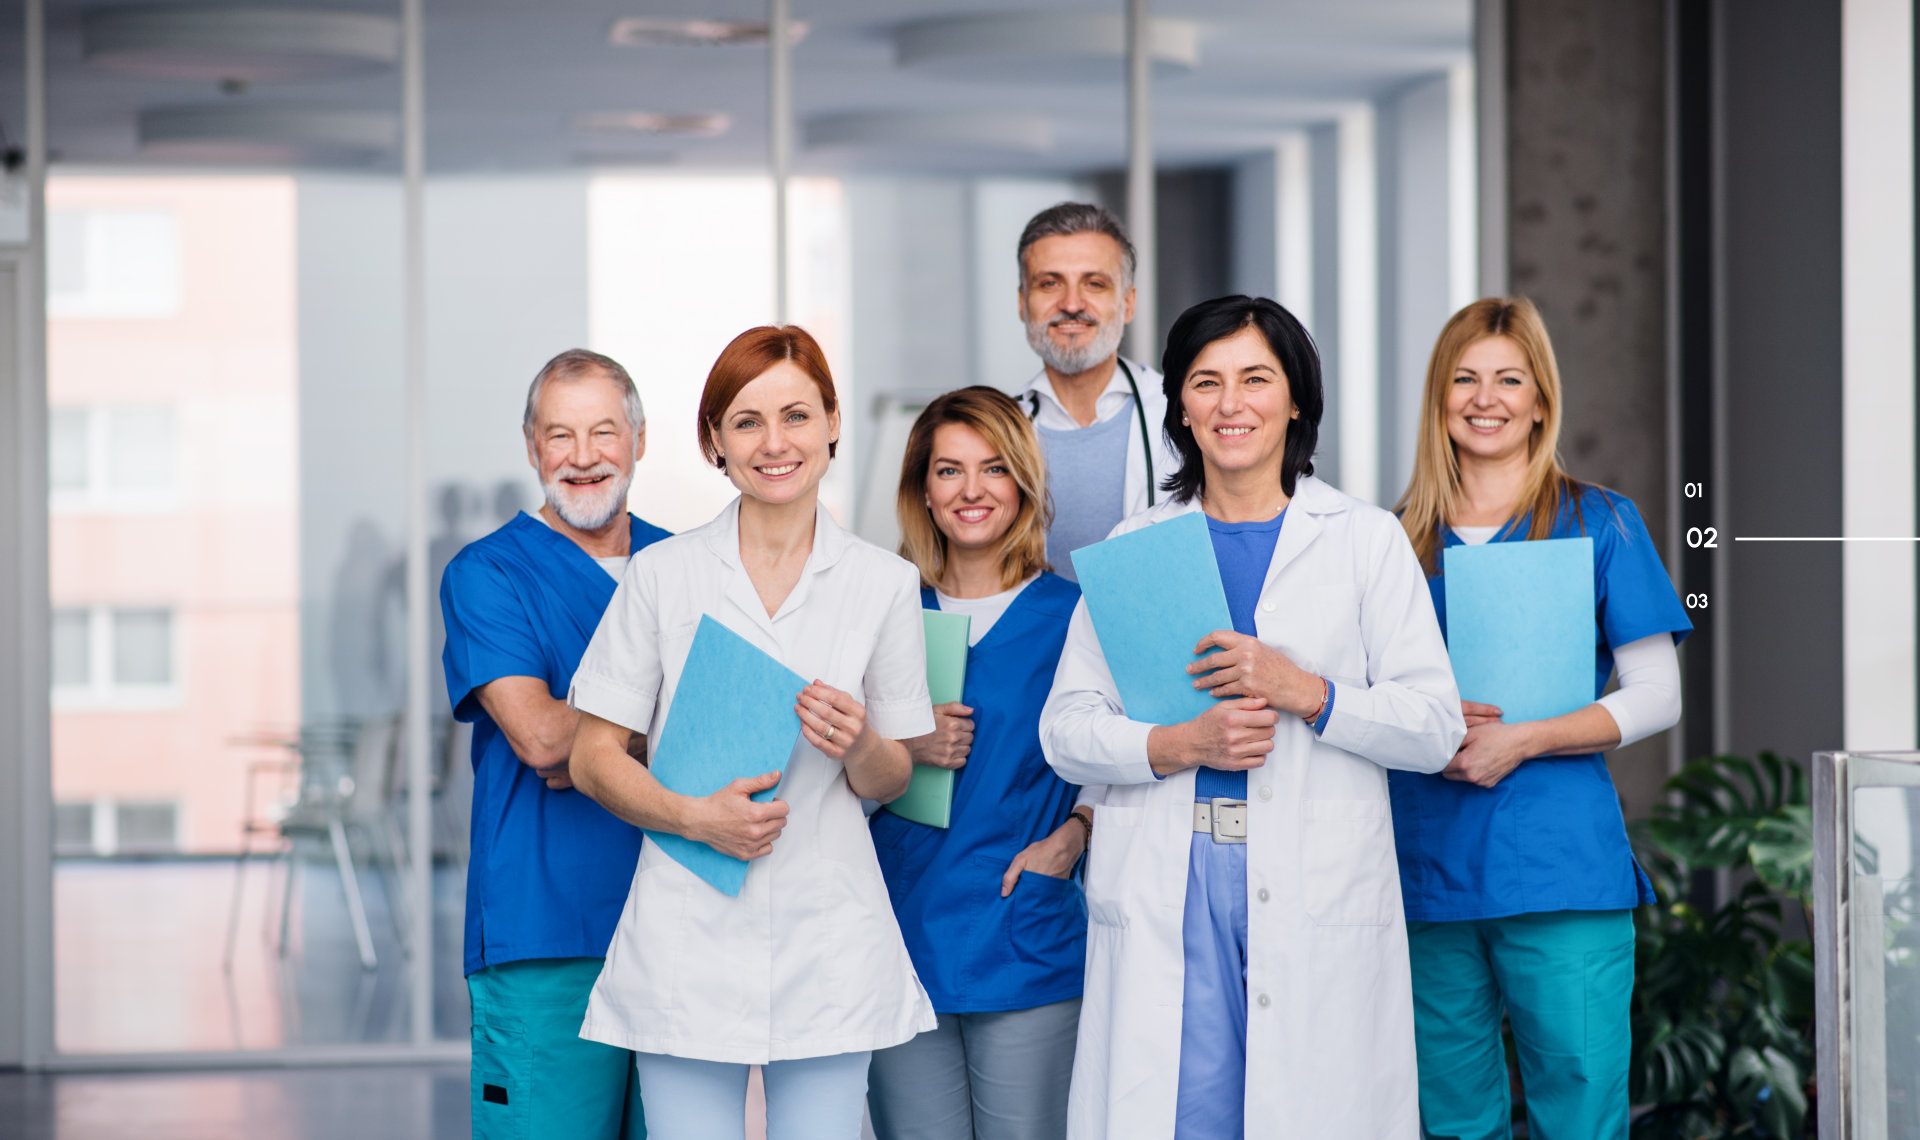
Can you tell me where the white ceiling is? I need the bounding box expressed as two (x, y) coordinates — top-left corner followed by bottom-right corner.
(19, 0), (1473, 174)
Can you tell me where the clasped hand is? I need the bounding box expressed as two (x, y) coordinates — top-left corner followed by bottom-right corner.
(1441, 700), (1531, 788)
(1186, 630), (1322, 718)
(796, 681), (873, 762)
(688, 770), (790, 861)
(906, 702), (974, 770)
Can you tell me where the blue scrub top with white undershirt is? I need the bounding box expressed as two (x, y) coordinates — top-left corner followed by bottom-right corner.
(1388, 483), (1692, 922)
(440, 511), (672, 975)
(869, 572), (1088, 1014)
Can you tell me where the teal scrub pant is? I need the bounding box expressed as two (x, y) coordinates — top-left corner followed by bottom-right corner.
(468, 957), (646, 1140)
(1407, 910), (1635, 1140)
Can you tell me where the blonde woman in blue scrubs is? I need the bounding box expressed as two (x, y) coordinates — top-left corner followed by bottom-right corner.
(866, 386), (1090, 1140)
(1391, 297), (1692, 1140)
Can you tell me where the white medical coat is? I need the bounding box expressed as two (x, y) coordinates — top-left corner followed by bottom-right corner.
(1039, 476), (1465, 1138)
(568, 497), (938, 1063)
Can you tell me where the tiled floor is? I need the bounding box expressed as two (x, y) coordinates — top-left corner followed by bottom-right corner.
(56, 853), (467, 1054)
(0, 1065), (470, 1140)
(41, 857), (871, 1140)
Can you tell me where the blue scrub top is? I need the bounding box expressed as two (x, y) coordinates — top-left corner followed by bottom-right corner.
(1198, 511), (1287, 801)
(870, 573), (1088, 1014)
(440, 511), (672, 975)
(1389, 485), (1692, 922)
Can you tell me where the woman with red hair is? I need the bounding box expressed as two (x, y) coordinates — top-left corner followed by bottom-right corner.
(567, 326), (937, 1139)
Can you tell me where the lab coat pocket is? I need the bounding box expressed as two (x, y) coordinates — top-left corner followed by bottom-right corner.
(1302, 799), (1397, 927)
(1084, 806), (1142, 929)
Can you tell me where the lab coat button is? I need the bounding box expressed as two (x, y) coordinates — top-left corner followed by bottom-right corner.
(1257, 887), (1271, 903)
(1260, 601), (1276, 613)
(1257, 785), (1272, 802)
(1257, 993), (1272, 1008)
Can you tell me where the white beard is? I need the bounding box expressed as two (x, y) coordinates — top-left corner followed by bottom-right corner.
(1026, 309), (1127, 376)
(543, 463), (633, 531)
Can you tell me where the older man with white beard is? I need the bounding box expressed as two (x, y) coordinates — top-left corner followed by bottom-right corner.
(439, 348), (668, 1140)
(1014, 202), (1179, 582)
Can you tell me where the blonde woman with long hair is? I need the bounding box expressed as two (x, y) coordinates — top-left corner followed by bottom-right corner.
(866, 386), (1092, 1140)
(1390, 297), (1692, 1139)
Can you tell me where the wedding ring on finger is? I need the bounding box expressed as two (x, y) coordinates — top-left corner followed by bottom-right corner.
(824, 724), (836, 742)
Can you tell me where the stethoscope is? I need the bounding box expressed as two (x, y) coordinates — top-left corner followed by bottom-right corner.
(1024, 356), (1156, 508)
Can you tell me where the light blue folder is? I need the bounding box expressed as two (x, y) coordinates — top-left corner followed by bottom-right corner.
(644, 615), (807, 897)
(1443, 537), (1596, 724)
(1070, 511), (1235, 725)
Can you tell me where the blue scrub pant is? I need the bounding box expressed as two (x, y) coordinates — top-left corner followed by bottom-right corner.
(1174, 830), (1248, 1140)
(866, 998), (1082, 1140)
(632, 1050), (872, 1140)
(1407, 910), (1636, 1140)
(468, 957), (646, 1140)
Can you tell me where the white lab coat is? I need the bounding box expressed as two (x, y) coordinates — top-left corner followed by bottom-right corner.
(1039, 476), (1465, 1138)
(568, 497), (938, 1064)
(1020, 356), (1181, 519)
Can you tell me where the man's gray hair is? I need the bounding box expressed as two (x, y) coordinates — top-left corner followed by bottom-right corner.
(1016, 201), (1137, 290)
(522, 348), (645, 437)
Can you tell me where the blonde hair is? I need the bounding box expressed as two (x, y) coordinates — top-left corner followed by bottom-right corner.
(896, 386), (1052, 591)
(1396, 296), (1585, 575)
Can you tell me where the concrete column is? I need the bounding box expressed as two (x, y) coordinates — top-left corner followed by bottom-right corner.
(1505, 0), (1671, 817)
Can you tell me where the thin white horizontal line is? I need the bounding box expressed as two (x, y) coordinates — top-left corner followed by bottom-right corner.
(1732, 536), (1920, 542)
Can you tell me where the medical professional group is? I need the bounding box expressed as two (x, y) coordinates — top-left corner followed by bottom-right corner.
(438, 201), (1690, 1140)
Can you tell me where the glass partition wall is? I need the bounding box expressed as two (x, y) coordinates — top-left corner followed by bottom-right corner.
(32, 0), (1478, 1067)
(1815, 751), (1920, 1138)
(42, 0), (423, 1054)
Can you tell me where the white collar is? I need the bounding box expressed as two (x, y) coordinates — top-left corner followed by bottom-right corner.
(1138, 474), (1350, 525)
(1020, 356), (1143, 415)
(700, 494), (850, 575)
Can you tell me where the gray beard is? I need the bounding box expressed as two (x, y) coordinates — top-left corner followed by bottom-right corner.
(544, 468), (633, 532)
(1026, 313), (1126, 377)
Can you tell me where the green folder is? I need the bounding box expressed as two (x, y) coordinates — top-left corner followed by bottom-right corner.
(886, 610), (970, 828)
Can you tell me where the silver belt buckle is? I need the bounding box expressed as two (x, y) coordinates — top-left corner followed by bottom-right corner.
(1208, 798), (1247, 844)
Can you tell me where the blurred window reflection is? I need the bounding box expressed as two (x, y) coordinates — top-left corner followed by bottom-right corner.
(47, 207), (182, 319)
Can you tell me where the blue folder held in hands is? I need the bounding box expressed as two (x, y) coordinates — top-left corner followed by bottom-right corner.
(1442, 537), (1596, 724)
(644, 614), (808, 897)
(1070, 511), (1236, 726)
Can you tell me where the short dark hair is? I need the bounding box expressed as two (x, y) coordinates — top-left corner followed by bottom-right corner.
(1016, 202), (1137, 289)
(1159, 295), (1323, 504)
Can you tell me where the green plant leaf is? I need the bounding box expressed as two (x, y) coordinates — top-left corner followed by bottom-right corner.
(1650, 753), (1811, 876)
(1634, 1012), (1726, 1105)
(1749, 805), (1813, 903)
(1726, 1043), (1807, 1138)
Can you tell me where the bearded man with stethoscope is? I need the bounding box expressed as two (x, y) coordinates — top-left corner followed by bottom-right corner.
(1014, 202), (1181, 583)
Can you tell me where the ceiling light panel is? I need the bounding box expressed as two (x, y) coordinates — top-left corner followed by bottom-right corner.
(574, 112), (732, 137)
(895, 14), (1199, 76)
(138, 105), (399, 164)
(84, 8), (399, 83)
(608, 18), (808, 48)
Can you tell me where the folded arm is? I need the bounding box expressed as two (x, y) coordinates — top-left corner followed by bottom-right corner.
(475, 676), (581, 788)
